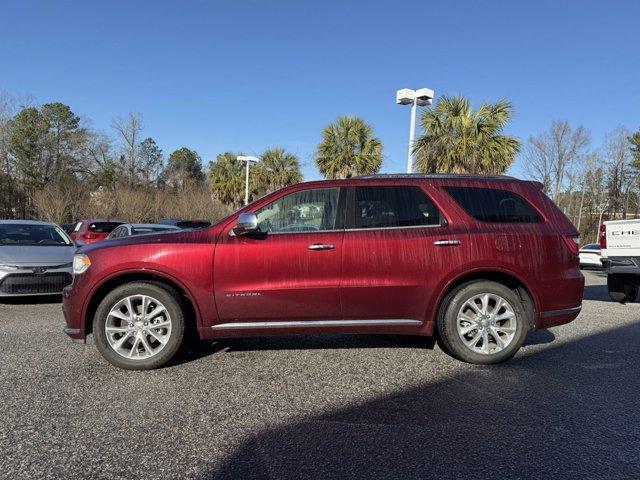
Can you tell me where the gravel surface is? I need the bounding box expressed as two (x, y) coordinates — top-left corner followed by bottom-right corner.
(0, 270), (638, 479)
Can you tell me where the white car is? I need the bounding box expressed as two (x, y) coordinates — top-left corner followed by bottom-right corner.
(0, 220), (76, 296)
(107, 223), (180, 239)
(578, 243), (602, 269)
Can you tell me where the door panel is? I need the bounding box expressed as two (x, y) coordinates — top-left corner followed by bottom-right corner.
(340, 185), (469, 321)
(215, 232), (344, 321)
(214, 187), (345, 322)
(341, 226), (467, 320)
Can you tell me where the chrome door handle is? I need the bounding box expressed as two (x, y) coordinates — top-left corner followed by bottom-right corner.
(308, 243), (335, 250)
(434, 240), (461, 246)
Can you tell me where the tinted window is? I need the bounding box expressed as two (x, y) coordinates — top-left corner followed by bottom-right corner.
(0, 224), (73, 246)
(255, 188), (340, 233)
(581, 243), (600, 251)
(444, 187), (542, 223)
(351, 186), (443, 229)
(89, 222), (122, 233)
(176, 221), (211, 229)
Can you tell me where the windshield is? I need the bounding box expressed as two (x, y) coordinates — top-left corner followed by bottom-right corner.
(0, 224), (74, 246)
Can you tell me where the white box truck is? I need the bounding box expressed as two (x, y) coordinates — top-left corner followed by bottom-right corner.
(600, 219), (640, 302)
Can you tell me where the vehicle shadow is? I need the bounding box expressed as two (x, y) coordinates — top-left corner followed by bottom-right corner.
(583, 283), (612, 302)
(200, 321), (640, 480)
(170, 334), (437, 367)
(0, 294), (62, 305)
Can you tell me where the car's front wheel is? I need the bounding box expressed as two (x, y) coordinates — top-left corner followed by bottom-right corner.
(437, 281), (528, 364)
(93, 282), (185, 370)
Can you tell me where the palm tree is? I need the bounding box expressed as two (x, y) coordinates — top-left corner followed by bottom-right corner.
(413, 95), (521, 175)
(315, 116), (383, 179)
(209, 152), (245, 207)
(257, 147), (303, 193)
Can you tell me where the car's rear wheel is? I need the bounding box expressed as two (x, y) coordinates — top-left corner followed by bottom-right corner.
(93, 282), (185, 370)
(607, 274), (638, 303)
(437, 281), (528, 364)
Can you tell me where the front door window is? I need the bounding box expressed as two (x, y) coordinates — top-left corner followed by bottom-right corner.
(255, 188), (340, 233)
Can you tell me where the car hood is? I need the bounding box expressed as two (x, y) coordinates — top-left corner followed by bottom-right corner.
(79, 227), (220, 254)
(0, 245), (77, 266)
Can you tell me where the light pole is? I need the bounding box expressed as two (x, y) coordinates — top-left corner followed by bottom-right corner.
(237, 155), (260, 205)
(396, 87), (434, 173)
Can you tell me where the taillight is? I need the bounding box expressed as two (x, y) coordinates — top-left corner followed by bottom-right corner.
(599, 224), (607, 249)
(83, 233), (98, 240)
(562, 235), (580, 255)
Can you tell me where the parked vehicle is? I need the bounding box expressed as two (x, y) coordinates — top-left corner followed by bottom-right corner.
(59, 223), (75, 235)
(63, 175), (584, 370)
(579, 243), (602, 269)
(0, 220), (76, 296)
(158, 219), (212, 229)
(69, 219), (124, 246)
(107, 224), (180, 239)
(600, 219), (640, 302)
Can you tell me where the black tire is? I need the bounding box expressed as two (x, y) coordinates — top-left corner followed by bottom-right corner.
(93, 281), (185, 370)
(437, 281), (528, 365)
(607, 274), (638, 303)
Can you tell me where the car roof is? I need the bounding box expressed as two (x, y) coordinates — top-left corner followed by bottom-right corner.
(81, 219), (125, 223)
(0, 219), (58, 226)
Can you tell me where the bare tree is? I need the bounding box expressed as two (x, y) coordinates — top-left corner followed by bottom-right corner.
(525, 121), (590, 204)
(112, 112), (143, 187)
(604, 126), (635, 219)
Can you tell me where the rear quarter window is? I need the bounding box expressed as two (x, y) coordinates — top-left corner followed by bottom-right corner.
(444, 186), (543, 223)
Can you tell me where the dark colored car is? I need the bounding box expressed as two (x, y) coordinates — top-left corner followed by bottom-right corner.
(69, 219), (124, 246)
(58, 223), (75, 235)
(157, 219), (212, 229)
(63, 175), (584, 370)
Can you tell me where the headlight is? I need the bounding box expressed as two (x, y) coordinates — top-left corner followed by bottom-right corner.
(0, 264), (19, 271)
(73, 254), (91, 275)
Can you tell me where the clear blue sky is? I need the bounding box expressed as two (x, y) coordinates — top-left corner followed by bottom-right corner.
(1, 0), (639, 180)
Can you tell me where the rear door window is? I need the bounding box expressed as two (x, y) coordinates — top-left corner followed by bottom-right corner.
(349, 186), (443, 229)
(444, 187), (542, 223)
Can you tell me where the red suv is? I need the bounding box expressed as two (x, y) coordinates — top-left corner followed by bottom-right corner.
(69, 219), (124, 246)
(63, 175), (584, 370)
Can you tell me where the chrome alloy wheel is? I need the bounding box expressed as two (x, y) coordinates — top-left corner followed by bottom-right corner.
(105, 295), (172, 360)
(456, 293), (517, 355)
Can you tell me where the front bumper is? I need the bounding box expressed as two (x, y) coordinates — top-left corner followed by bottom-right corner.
(0, 267), (73, 297)
(62, 282), (88, 343)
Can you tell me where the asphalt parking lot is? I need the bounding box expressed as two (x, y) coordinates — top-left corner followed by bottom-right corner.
(0, 270), (638, 480)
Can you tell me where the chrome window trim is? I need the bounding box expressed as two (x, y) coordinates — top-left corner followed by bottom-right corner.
(230, 223), (446, 237)
(344, 223), (445, 232)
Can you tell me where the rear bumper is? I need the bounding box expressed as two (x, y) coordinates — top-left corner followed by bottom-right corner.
(537, 304), (582, 329)
(602, 257), (640, 275)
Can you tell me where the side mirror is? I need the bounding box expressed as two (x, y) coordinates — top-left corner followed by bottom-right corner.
(232, 212), (259, 236)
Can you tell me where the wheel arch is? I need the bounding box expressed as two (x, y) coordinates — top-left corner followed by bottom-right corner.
(84, 271), (200, 336)
(434, 269), (538, 330)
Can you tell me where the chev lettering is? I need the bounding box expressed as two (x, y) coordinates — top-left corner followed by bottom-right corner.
(612, 230), (640, 236)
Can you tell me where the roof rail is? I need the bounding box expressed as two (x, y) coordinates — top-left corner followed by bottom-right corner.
(354, 173), (517, 180)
